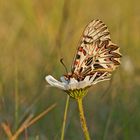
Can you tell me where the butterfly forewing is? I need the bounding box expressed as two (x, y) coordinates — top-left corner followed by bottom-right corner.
(71, 19), (121, 80)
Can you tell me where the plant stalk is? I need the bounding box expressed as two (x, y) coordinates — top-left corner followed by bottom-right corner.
(77, 98), (91, 140)
(15, 57), (18, 130)
(60, 95), (70, 140)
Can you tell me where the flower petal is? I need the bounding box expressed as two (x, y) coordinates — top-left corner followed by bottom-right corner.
(69, 78), (78, 84)
(60, 76), (69, 84)
(45, 75), (66, 90)
(89, 72), (98, 83)
(78, 81), (89, 89)
(64, 78), (78, 90)
(84, 76), (90, 82)
(65, 77), (93, 90)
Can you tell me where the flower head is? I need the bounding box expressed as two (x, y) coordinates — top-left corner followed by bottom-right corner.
(45, 72), (110, 99)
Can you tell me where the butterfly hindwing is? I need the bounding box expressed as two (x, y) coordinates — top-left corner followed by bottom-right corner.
(71, 19), (121, 79)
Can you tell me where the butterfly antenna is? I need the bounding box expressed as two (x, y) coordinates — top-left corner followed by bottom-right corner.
(60, 58), (68, 73)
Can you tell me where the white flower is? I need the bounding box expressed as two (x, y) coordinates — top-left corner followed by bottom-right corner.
(45, 72), (110, 91)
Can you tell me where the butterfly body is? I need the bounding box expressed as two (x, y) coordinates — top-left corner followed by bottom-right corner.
(64, 72), (84, 81)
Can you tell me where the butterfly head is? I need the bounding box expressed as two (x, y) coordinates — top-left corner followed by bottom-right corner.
(63, 72), (75, 81)
(63, 72), (85, 82)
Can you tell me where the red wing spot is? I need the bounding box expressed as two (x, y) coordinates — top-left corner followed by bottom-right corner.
(78, 47), (83, 52)
(95, 47), (99, 51)
(74, 60), (79, 65)
(83, 49), (86, 56)
(78, 47), (86, 56)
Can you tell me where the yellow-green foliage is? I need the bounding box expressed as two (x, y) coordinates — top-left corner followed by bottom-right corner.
(0, 0), (140, 139)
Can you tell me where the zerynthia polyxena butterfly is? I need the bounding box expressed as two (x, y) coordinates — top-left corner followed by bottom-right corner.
(63, 19), (121, 82)
(45, 19), (121, 98)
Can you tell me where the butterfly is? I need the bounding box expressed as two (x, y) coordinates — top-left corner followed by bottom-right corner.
(64, 19), (121, 82)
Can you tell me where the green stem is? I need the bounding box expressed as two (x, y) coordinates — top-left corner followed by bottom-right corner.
(77, 98), (91, 140)
(15, 58), (18, 130)
(61, 95), (70, 140)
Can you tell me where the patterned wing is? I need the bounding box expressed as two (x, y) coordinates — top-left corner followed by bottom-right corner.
(71, 19), (121, 80)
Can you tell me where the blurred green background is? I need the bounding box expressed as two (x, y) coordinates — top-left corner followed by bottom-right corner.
(0, 0), (140, 139)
